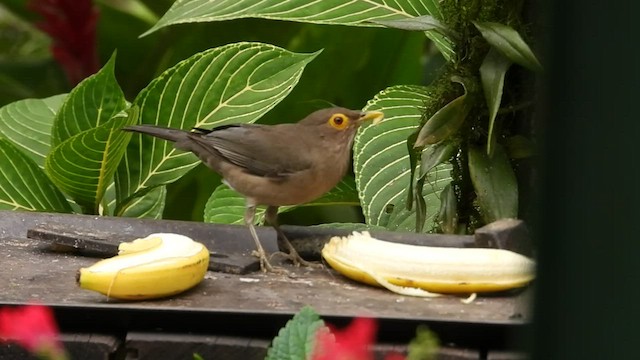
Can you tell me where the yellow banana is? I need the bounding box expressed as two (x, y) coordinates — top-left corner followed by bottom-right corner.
(322, 231), (535, 297)
(77, 233), (209, 300)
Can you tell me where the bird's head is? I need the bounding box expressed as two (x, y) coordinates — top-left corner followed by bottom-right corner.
(299, 107), (384, 142)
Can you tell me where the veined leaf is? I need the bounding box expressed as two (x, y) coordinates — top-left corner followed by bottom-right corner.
(437, 183), (458, 234)
(46, 109), (137, 213)
(383, 165), (451, 232)
(372, 15), (457, 39)
(419, 141), (458, 179)
(143, 0), (454, 61)
(203, 177), (360, 224)
(468, 144), (518, 223)
(480, 48), (512, 157)
(354, 85), (452, 231)
(415, 80), (469, 147)
(265, 306), (327, 360)
(102, 181), (167, 218)
(118, 185), (166, 218)
(51, 53), (128, 146)
(0, 94), (66, 168)
(116, 43), (319, 210)
(0, 138), (71, 212)
(473, 21), (542, 73)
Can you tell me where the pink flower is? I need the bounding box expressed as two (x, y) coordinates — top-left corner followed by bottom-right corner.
(28, 0), (100, 86)
(312, 317), (405, 360)
(0, 303), (67, 360)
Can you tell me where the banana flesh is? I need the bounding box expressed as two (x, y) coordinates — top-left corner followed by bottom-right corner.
(322, 231), (535, 296)
(77, 233), (209, 300)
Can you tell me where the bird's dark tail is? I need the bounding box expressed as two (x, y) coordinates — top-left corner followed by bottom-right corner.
(123, 125), (189, 143)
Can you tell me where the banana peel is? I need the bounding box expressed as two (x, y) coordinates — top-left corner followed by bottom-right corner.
(322, 231), (535, 297)
(77, 233), (209, 300)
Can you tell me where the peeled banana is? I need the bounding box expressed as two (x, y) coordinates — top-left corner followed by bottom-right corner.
(77, 233), (209, 300)
(322, 231), (535, 297)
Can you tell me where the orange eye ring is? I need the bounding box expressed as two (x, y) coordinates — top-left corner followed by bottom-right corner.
(328, 113), (349, 130)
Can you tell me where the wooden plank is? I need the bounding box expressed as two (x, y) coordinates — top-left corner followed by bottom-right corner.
(61, 333), (121, 360)
(0, 333), (120, 360)
(126, 332), (269, 360)
(0, 210), (532, 349)
(487, 350), (529, 360)
(436, 347), (481, 359)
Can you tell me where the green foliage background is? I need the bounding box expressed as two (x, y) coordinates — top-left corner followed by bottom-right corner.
(0, 0), (539, 233)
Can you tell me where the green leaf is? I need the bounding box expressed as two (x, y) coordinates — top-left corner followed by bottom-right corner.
(354, 85), (452, 231)
(371, 15), (456, 39)
(0, 94), (66, 168)
(468, 144), (518, 223)
(203, 185), (248, 225)
(473, 21), (543, 73)
(51, 53), (128, 146)
(116, 43), (319, 210)
(266, 306), (327, 360)
(144, 0), (454, 62)
(405, 130), (420, 211)
(437, 183), (458, 234)
(118, 185), (166, 218)
(384, 165), (451, 232)
(46, 109), (137, 213)
(203, 177), (360, 224)
(480, 48), (512, 157)
(419, 141), (458, 179)
(0, 138), (71, 212)
(414, 81), (469, 147)
(407, 325), (440, 360)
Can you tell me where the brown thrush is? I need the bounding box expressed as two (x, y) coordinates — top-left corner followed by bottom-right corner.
(124, 107), (383, 272)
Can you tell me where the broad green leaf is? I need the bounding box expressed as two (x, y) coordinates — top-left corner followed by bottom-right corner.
(419, 141), (457, 179)
(473, 21), (542, 73)
(383, 165), (451, 232)
(144, 0), (454, 61)
(372, 15), (456, 39)
(46, 109), (137, 213)
(468, 144), (518, 223)
(414, 80), (469, 147)
(102, 181), (167, 218)
(480, 48), (512, 157)
(116, 43), (319, 210)
(0, 138), (71, 212)
(0, 94), (66, 167)
(118, 185), (167, 218)
(265, 306), (327, 360)
(51, 53), (128, 146)
(203, 177), (360, 224)
(354, 85), (452, 231)
(437, 183), (458, 234)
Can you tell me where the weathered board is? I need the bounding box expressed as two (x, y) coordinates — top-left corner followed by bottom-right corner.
(0, 210), (532, 351)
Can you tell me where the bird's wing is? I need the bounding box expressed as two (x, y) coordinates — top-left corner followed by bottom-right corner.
(188, 124), (313, 179)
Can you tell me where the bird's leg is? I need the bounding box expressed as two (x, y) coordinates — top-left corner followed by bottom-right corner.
(245, 203), (276, 273)
(265, 206), (322, 268)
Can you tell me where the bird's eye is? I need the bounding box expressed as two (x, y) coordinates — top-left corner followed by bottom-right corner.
(329, 114), (349, 130)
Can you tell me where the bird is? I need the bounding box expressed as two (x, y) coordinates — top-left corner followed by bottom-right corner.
(123, 107), (384, 272)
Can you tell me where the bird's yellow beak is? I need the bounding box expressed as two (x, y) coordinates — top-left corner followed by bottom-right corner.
(359, 111), (384, 125)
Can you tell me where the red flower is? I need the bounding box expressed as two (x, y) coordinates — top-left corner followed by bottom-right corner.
(28, 0), (100, 86)
(0, 303), (67, 360)
(312, 317), (405, 360)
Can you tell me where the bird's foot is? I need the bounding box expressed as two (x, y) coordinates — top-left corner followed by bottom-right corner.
(251, 250), (286, 273)
(271, 250), (323, 269)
